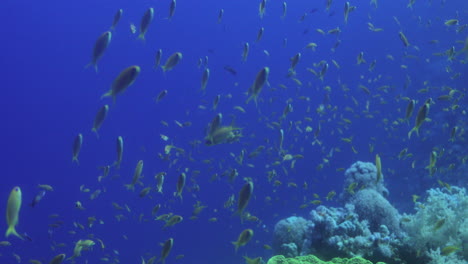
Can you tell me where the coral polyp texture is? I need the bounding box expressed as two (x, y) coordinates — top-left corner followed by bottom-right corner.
(272, 161), (468, 264)
(402, 186), (468, 264)
(266, 254), (387, 264)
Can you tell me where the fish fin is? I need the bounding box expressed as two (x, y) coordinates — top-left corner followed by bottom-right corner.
(245, 94), (256, 106)
(408, 127), (417, 139)
(124, 184), (135, 191)
(92, 128), (100, 139)
(101, 91), (112, 100)
(5, 226), (23, 240)
(85, 62), (98, 73)
(231, 241), (239, 252)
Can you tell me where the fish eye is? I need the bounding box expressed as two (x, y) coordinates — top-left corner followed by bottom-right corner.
(15, 187), (19, 192)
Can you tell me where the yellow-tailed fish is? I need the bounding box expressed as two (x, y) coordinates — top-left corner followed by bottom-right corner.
(110, 9), (123, 30)
(282, 2), (287, 19)
(161, 52), (182, 72)
(5, 186), (23, 239)
(244, 256), (262, 264)
(242, 42), (250, 62)
(201, 68), (210, 92)
(259, 0), (266, 19)
(92, 105), (109, 138)
(114, 136), (123, 168)
(236, 181), (253, 221)
(138, 7), (154, 40)
(357, 52), (366, 64)
(398, 31), (410, 47)
(344, 2), (350, 24)
(375, 154), (382, 183)
(154, 49), (163, 69)
(174, 172), (186, 200)
(72, 133), (83, 164)
(408, 103), (429, 139)
(256, 27), (264, 42)
(49, 254), (66, 264)
(425, 150), (437, 171)
(86, 31), (112, 73)
(232, 229), (253, 252)
(404, 99), (415, 123)
(159, 238), (173, 264)
(125, 160), (143, 191)
(246, 67), (269, 106)
(156, 90), (168, 103)
(155, 172), (165, 193)
(217, 9), (224, 24)
(163, 215), (183, 228)
(444, 19), (458, 26)
(168, 0), (176, 20)
(289, 53), (301, 73)
(101, 65), (141, 101)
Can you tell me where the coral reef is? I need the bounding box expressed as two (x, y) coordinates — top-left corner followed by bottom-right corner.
(342, 161), (389, 199)
(349, 189), (401, 235)
(402, 186), (468, 263)
(266, 254), (387, 264)
(272, 160), (468, 264)
(308, 205), (403, 262)
(273, 216), (314, 257)
(273, 161), (404, 263)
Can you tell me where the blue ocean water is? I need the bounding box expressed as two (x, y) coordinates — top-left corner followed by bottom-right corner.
(0, 0), (467, 263)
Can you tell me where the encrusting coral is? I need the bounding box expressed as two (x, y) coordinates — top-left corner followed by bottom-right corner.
(266, 254), (387, 264)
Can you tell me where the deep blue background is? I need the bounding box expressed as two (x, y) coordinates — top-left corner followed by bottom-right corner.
(0, 0), (467, 263)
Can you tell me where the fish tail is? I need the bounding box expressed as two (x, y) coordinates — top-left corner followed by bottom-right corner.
(407, 127), (418, 139)
(72, 156), (80, 165)
(231, 241), (239, 252)
(245, 93), (257, 106)
(100, 91), (112, 100)
(138, 33), (145, 41)
(112, 161), (121, 169)
(92, 128), (100, 139)
(85, 62), (98, 73)
(5, 226), (23, 240)
(124, 184), (135, 191)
